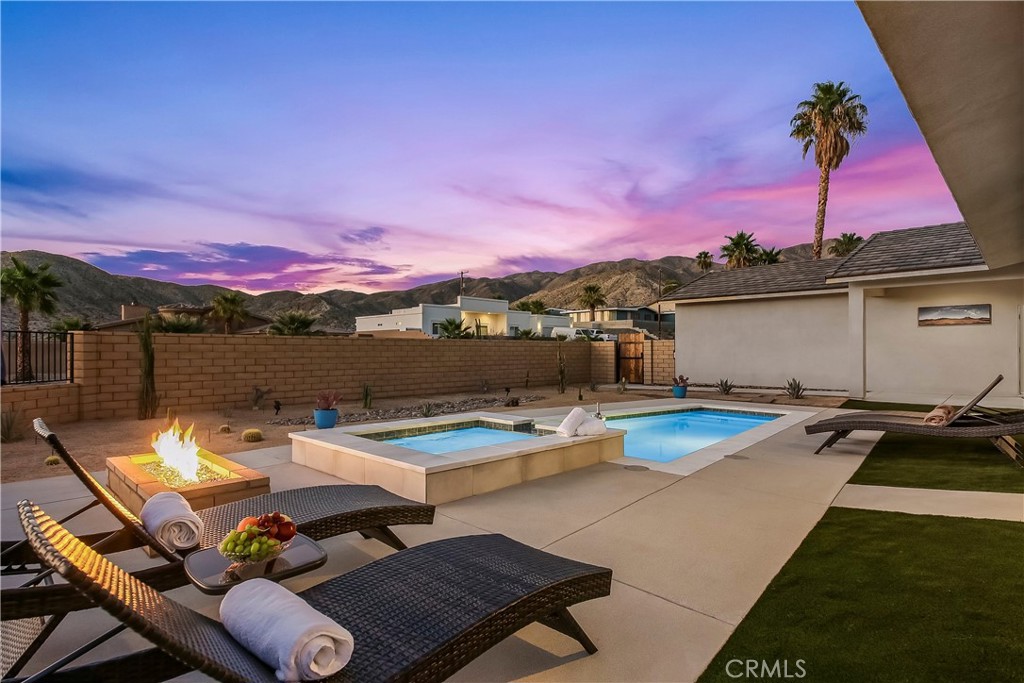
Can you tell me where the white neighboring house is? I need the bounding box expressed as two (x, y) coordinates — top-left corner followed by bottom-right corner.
(354, 296), (571, 338)
(661, 222), (1024, 407)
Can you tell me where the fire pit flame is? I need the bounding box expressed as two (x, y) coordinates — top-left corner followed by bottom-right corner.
(151, 419), (201, 483)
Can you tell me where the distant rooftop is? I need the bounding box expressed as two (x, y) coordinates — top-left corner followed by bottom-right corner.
(662, 259), (844, 301)
(829, 221), (985, 280)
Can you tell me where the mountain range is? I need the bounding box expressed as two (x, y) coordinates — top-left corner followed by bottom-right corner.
(1, 240), (836, 331)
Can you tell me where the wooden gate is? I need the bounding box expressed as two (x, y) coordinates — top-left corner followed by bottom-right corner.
(617, 332), (644, 384)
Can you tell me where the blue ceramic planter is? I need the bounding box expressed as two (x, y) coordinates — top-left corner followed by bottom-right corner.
(672, 386), (687, 399)
(313, 408), (338, 429)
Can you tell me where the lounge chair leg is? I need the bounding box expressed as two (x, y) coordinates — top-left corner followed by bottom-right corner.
(814, 430), (850, 455)
(539, 607), (598, 654)
(990, 436), (1024, 468)
(357, 526), (408, 551)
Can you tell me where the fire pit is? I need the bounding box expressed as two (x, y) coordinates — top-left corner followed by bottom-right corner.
(107, 420), (270, 516)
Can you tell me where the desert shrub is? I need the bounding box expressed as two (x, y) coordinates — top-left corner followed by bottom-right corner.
(717, 379), (735, 395)
(785, 378), (806, 399)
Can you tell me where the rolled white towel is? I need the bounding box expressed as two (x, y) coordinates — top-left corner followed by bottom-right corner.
(139, 491), (203, 551)
(575, 417), (607, 436)
(221, 578), (354, 681)
(924, 404), (954, 426)
(556, 407), (589, 437)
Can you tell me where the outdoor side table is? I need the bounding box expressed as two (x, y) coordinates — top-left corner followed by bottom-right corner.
(183, 533), (328, 595)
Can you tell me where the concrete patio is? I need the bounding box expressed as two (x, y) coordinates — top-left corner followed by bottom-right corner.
(1, 401), (882, 682)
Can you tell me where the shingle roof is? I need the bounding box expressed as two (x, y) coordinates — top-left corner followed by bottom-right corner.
(662, 259), (846, 301)
(829, 221), (985, 280)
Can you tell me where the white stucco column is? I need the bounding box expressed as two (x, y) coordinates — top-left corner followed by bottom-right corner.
(848, 285), (866, 398)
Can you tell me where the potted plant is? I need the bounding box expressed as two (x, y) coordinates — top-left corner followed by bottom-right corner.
(671, 375), (689, 399)
(313, 390), (342, 429)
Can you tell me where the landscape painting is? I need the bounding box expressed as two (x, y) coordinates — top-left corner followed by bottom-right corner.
(918, 304), (991, 326)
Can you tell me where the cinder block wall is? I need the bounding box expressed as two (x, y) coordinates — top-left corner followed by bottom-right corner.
(34, 332), (595, 420)
(646, 340), (675, 385)
(0, 383), (81, 432)
(590, 342), (618, 385)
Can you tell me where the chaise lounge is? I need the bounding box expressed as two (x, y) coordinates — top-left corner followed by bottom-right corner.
(1, 418), (434, 678)
(12, 500), (612, 683)
(804, 375), (1024, 465)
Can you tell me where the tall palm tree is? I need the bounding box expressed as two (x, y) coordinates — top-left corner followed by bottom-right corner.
(211, 292), (248, 334)
(436, 317), (473, 339)
(791, 81), (869, 259)
(512, 299), (548, 314)
(828, 231), (865, 258)
(1, 257), (63, 381)
(754, 247), (783, 265)
(268, 311), (317, 336)
(695, 251), (714, 273)
(720, 231), (761, 269)
(578, 284), (607, 322)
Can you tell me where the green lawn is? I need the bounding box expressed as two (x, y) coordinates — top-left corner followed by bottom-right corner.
(699, 508), (1024, 683)
(848, 432), (1024, 494)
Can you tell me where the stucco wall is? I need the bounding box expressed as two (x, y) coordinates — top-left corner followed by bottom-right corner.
(674, 294), (849, 389)
(862, 278), (1023, 402)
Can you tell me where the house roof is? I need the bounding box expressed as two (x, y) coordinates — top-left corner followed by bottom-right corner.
(662, 259), (845, 301)
(828, 221), (985, 280)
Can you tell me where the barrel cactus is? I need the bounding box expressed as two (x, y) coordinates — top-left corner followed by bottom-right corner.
(241, 428), (264, 443)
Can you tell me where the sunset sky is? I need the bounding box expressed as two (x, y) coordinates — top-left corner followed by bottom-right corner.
(1, 2), (962, 294)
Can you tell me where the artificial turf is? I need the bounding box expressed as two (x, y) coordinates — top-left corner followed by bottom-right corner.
(699, 508), (1024, 683)
(837, 399), (1024, 494)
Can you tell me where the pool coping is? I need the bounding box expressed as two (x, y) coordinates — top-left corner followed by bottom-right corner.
(516, 399), (818, 477)
(289, 411), (625, 475)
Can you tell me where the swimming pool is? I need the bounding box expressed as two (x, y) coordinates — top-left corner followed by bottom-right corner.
(609, 409), (777, 462)
(384, 426), (536, 454)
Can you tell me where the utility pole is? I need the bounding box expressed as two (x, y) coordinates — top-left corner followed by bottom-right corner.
(459, 271), (467, 296)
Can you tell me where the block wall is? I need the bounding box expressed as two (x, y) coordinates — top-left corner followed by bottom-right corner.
(0, 382), (81, 432)
(33, 332), (595, 420)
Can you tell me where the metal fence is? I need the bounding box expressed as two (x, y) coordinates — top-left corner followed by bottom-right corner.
(1, 330), (74, 385)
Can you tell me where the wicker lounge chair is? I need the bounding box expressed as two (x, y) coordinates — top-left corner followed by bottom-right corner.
(1, 418), (434, 678)
(12, 500), (612, 683)
(804, 375), (1024, 465)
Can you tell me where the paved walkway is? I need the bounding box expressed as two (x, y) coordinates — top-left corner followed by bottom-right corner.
(4, 402), (884, 682)
(833, 483), (1024, 522)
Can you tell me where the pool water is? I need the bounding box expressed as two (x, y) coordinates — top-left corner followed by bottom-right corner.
(610, 410), (777, 462)
(385, 427), (535, 454)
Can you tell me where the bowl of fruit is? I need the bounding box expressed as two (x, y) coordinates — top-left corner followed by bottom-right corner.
(218, 511), (298, 565)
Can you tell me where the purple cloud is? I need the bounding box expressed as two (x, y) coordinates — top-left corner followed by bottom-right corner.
(339, 226), (386, 245)
(84, 242), (406, 292)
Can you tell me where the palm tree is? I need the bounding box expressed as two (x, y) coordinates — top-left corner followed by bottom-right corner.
(50, 317), (93, 332)
(720, 231), (761, 269)
(1, 257), (63, 381)
(516, 328), (538, 339)
(436, 317), (473, 339)
(695, 251), (714, 273)
(661, 280), (681, 295)
(754, 247), (783, 265)
(211, 292), (248, 334)
(578, 284), (607, 322)
(512, 299), (548, 314)
(268, 311), (317, 336)
(791, 81), (869, 259)
(157, 314), (206, 334)
(828, 231), (865, 257)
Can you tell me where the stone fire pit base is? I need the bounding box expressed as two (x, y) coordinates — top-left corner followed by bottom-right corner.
(107, 449), (271, 517)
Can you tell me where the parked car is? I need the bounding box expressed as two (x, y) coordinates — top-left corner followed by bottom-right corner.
(550, 327), (593, 341)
